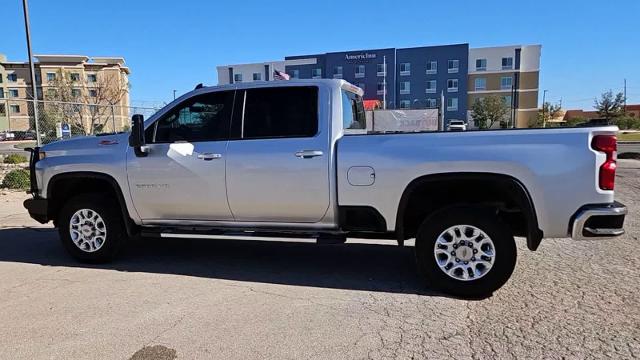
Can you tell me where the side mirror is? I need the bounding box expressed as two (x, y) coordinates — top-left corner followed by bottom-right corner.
(129, 114), (147, 157)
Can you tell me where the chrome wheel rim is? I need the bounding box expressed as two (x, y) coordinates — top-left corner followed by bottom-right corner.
(433, 225), (495, 281)
(69, 209), (107, 253)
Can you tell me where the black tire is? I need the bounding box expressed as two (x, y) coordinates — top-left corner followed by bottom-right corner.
(58, 194), (127, 263)
(415, 206), (517, 299)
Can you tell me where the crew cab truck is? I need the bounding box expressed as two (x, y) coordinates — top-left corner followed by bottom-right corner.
(24, 79), (627, 298)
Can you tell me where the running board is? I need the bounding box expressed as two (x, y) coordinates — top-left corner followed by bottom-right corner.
(141, 228), (347, 244)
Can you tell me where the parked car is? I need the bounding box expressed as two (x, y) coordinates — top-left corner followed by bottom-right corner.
(447, 120), (467, 131)
(13, 130), (37, 140)
(23, 79), (627, 298)
(0, 131), (15, 141)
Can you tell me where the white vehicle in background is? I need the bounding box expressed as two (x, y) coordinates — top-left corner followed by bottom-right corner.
(447, 120), (467, 131)
(0, 131), (15, 141)
(24, 79), (628, 298)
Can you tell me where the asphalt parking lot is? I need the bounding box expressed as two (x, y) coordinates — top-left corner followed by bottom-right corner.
(0, 160), (639, 359)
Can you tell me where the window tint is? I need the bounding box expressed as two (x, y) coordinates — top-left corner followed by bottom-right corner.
(243, 87), (318, 139)
(151, 91), (234, 143)
(342, 90), (366, 130)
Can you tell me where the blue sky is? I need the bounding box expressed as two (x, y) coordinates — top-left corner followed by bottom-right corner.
(3, 0), (639, 110)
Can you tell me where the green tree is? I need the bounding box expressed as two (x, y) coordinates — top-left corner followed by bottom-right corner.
(594, 90), (625, 121)
(471, 95), (510, 129)
(613, 115), (640, 130)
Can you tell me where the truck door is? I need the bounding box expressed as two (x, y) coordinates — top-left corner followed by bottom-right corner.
(126, 90), (235, 221)
(225, 86), (331, 222)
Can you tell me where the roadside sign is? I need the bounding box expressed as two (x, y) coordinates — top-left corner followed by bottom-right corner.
(61, 123), (71, 138)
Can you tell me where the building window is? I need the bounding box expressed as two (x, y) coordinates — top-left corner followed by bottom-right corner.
(89, 105), (98, 114)
(425, 80), (436, 94)
(474, 78), (487, 91)
(7, 73), (18, 82)
(87, 74), (97, 83)
(447, 97), (458, 111)
(357, 83), (365, 92)
(10, 104), (20, 113)
(377, 63), (386, 76)
(233, 73), (243, 82)
(502, 57), (513, 70)
(376, 82), (386, 95)
(0, 74), (3, 83)
(289, 69), (299, 79)
(355, 65), (365, 78)
(0, 89), (4, 98)
(400, 81), (410, 95)
(426, 98), (437, 108)
(448, 60), (459, 73)
(70, 73), (80, 82)
(9, 89), (19, 98)
(89, 89), (98, 97)
(47, 73), (56, 82)
(400, 63), (411, 76)
(399, 100), (410, 109)
(476, 59), (487, 71)
(312, 68), (322, 79)
(426, 61), (437, 74)
(0, 104), (4, 114)
(503, 95), (513, 106)
(447, 79), (458, 92)
(501, 76), (513, 90)
(47, 89), (57, 98)
(71, 89), (81, 97)
(333, 66), (343, 79)
(253, 72), (262, 81)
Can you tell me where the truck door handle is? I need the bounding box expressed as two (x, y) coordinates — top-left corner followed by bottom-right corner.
(197, 153), (222, 161)
(295, 150), (323, 159)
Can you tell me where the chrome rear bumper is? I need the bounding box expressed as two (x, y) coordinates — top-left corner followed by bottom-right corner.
(571, 202), (627, 240)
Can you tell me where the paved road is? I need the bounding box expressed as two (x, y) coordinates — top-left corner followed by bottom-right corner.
(0, 141), (32, 155)
(620, 142), (640, 154)
(0, 161), (639, 359)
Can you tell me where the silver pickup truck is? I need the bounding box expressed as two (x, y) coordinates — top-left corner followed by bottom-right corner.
(24, 79), (627, 298)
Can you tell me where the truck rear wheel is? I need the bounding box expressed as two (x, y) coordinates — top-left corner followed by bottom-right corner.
(58, 194), (126, 263)
(415, 207), (516, 298)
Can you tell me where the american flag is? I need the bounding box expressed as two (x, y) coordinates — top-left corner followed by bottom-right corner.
(273, 70), (290, 80)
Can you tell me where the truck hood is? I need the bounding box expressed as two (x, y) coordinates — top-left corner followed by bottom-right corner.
(41, 133), (130, 156)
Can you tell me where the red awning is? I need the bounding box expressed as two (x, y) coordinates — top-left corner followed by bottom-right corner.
(363, 100), (381, 110)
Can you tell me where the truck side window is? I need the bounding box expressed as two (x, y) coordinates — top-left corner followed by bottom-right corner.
(342, 90), (366, 130)
(242, 86), (318, 139)
(151, 91), (234, 143)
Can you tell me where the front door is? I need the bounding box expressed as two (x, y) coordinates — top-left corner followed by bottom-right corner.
(127, 90), (235, 221)
(225, 86), (330, 223)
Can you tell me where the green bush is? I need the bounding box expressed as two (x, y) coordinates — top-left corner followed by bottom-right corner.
(2, 169), (30, 189)
(3, 154), (28, 164)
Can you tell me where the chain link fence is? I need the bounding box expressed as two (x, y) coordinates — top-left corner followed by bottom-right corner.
(0, 98), (160, 145)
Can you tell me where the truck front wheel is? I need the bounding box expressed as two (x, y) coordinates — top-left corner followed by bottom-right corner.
(415, 207), (517, 298)
(58, 194), (126, 263)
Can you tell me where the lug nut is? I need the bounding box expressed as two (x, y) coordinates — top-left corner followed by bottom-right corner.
(451, 251), (456, 255)
(464, 261), (468, 265)
(453, 244), (458, 249)
(455, 258), (460, 263)
(473, 249), (478, 254)
(471, 257), (476, 261)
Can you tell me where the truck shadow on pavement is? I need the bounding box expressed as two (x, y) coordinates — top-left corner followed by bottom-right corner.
(0, 227), (453, 297)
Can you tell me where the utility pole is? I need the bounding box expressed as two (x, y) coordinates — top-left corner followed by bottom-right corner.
(623, 79), (627, 114)
(22, 0), (41, 145)
(541, 90), (548, 128)
(173, 90), (177, 100)
(382, 55), (387, 110)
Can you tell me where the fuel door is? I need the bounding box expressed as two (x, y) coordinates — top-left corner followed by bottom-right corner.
(347, 166), (375, 186)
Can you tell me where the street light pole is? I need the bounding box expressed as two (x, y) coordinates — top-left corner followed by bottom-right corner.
(173, 90), (177, 100)
(22, 0), (41, 145)
(541, 89), (548, 128)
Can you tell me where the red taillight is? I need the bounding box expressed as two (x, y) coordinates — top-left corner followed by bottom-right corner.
(591, 135), (617, 190)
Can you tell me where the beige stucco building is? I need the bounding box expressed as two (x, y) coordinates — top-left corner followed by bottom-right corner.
(0, 54), (130, 132)
(467, 45), (541, 128)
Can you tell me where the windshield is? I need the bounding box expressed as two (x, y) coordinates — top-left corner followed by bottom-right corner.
(342, 90), (366, 130)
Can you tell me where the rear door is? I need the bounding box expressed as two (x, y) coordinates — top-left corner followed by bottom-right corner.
(225, 86), (330, 223)
(127, 90), (235, 221)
